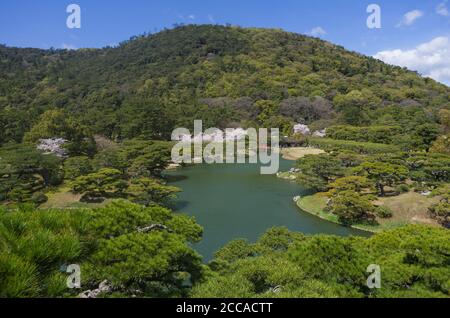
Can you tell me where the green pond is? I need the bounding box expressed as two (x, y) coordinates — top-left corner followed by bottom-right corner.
(166, 158), (368, 261)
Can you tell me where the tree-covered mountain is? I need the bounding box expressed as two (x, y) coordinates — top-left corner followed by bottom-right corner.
(1, 25), (449, 299)
(1, 24), (449, 144)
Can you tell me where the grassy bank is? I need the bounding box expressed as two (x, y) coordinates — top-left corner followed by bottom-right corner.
(296, 192), (441, 234)
(296, 194), (382, 233)
(280, 147), (325, 160)
(42, 185), (114, 209)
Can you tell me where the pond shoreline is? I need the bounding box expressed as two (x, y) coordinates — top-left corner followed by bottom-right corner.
(295, 195), (378, 234)
(165, 159), (366, 260)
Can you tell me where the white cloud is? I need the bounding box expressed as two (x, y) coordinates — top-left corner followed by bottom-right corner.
(374, 36), (450, 85)
(308, 27), (327, 37)
(396, 10), (424, 27)
(437, 1), (449, 16)
(208, 14), (215, 23)
(62, 43), (77, 50)
(176, 14), (196, 22)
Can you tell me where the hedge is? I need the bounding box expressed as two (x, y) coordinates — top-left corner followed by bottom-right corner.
(326, 125), (402, 144)
(307, 137), (400, 154)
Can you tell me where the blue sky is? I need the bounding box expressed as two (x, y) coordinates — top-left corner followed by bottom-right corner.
(1, 0), (450, 84)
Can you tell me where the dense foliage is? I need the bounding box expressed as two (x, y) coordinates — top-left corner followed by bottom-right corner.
(0, 139), (176, 206)
(0, 201), (203, 298)
(1, 205), (448, 298)
(0, 25), (449, 145)
(1, 25), (449, 299)
(0, 144), (62, 203)
(193, 226), (450, 298)
(295, 150), (450, 225)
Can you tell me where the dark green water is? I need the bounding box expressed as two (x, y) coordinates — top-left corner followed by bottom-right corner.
(166, 158), (367, 261)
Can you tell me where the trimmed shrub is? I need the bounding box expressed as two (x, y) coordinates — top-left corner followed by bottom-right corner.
(396, 184), (410, 194)
(306, 138), (400, 154)
(327, 125), (402, 144)
(376, 206), (393, 219)
(30, 192), (48, 205)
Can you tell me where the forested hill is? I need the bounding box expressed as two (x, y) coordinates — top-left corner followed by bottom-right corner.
(1, 24), (449, 143)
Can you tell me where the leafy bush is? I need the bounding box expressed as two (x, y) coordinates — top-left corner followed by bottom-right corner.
(429, 201), (450, 228)
(354, 161), (409, 197)
(0, 201), (204, 298)
(327, 125), (402, 144)
(0, 207), (88, 297)
(126, 177), (181, 207)
(428, 187), (450, 228)
(375, 206), (393, 219)
(327, 191), (376, 225)
(71, 168), (127, 201)
(30, 192), (48, 205)
(0, 144), (63, 203)
(63, 156), (93, 180)
(306, 138), (400, 154)
(296, 154), (345, 191)
(395, 184), (410, 194)
(193, 225), (450, 298)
